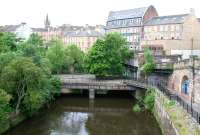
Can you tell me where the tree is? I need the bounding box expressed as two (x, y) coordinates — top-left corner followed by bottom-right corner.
(46, 39), (66, 74)
(17, 42), (51, 76)
(0, 52), (17, 75)
(85, 33), (133, 77)
(27, 33), (44, 47)
(64, 45), (85, 73)
(0, 32), (17, 53)
(140, 48), (155, 79)
(0, 57), (45, 113)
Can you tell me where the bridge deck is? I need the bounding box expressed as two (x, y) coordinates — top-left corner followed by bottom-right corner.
(58, 75), (148, 91)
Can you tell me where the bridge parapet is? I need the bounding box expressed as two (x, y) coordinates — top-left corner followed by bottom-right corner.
(173, 58), (200, 70)
(58, 74), (148, 92)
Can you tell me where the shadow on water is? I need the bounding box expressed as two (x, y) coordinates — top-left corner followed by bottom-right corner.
(4, 91), (162, 135)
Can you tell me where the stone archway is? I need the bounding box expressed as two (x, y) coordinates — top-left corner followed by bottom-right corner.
(181, 75), (189, 95)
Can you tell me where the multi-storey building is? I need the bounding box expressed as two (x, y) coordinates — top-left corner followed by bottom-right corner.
(0, 22), (32, 40)
(141, 9), (200, 59)
(63, 29), (103, 52)
(33, 14), (105, 52)
(106, 5), (158, 50)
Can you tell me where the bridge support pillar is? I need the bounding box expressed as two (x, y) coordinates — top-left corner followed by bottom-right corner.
(89, 89), (95, 99)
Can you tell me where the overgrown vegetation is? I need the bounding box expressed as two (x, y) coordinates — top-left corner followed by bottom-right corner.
(140, 47), (155, 79)
(156, 89), (200, 135)
(133, 87), (156, 113)
(0, 32), (64, 123)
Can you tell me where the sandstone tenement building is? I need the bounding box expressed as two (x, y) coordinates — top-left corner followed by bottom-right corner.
(142, 9), (200, 59)
(106, 5), (158, 50)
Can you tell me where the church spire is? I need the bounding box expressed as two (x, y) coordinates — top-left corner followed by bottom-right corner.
(44, 14), (50, 29)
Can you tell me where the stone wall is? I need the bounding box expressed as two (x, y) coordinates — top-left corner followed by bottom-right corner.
(154, 89), (200, 135)
(154, 90), (179, 135)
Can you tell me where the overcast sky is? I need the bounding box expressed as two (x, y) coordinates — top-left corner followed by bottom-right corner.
(0, 0), (200, 28)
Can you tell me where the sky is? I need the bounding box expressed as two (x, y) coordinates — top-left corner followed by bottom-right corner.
(0, 0), (200, 28)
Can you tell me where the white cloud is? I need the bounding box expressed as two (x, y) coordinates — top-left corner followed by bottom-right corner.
(0, 0), (199, 27)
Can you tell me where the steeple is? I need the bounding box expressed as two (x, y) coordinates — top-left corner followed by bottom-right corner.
(44, 14), (50, 29)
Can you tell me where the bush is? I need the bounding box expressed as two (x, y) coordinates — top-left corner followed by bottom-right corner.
(143, 87), (155, 112)
(50, 76), (61, 97)
(22, 90), (46, 116)
(133, 104), (141, 113)
(0, 89), (11, 124)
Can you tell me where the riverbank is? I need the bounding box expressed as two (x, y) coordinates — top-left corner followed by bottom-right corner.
(154, 88), (200, 135)
(0, 113), (26, 134)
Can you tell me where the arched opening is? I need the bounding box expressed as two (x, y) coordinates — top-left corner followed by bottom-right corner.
(181, 76), (189, 95)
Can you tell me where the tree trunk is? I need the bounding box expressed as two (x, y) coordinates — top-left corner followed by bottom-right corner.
(15, 96), (22, 114)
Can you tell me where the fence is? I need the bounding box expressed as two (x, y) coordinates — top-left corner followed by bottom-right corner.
(154, 81), (200, 124)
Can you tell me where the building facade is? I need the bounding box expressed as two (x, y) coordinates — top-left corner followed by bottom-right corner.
(0, 22), (32, 40)
(63, 29), (103, 52)
(33, 14), (105, 52)
(141, 10), (200, 59)
(106, 5), (158, 50)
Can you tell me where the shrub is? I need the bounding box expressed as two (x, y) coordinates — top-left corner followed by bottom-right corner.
(50, 76), (61, 97)
(143, 87), (155, 112)
(133, 104), (141, 113)
(22, 90), (46, 116)
(0, 89), (11, 124)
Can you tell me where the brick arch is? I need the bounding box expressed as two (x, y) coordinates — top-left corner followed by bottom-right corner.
(169, 69), (192, 94)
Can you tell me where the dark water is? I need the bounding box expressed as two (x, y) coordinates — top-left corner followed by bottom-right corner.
(4, 95), (162, 135)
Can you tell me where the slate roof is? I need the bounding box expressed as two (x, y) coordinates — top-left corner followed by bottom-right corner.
(0, 25), (20, 32)
(65, 30), (103, 37)
(144, 14), (188, 26)
(107, 7), (149, 21)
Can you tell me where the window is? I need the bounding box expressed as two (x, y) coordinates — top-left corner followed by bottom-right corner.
(160, 26), (163, 31)
(175, 25), (180, 31)
(171, 25), (175, 31)
(154, 26), (157, 32)
(164, 25), (168, 31)
(130, 19), (134, 23)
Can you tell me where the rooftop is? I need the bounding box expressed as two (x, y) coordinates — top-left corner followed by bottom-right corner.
(65, 29), (103, 37)
(144, 14), (188, 26)
(107, 6), (150, 22)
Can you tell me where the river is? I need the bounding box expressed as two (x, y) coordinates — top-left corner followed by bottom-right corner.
(4, 94), (162, 135)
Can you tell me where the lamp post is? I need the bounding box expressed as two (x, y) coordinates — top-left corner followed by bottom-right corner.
(191, 38), (195, 114)
(190, 8), (195, 114)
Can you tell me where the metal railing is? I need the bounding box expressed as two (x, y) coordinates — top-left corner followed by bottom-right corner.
(153, 81), (200, 124)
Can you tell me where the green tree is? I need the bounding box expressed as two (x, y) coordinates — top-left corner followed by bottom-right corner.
(46, 39), (66, 74)
(0, 57), (45, 113)
(0, 89), (11, 124)
(27, 33), (44, 47)
(0, 32), (18, 53)
(141, 48), (155, 78)
(64, 45), (85, 73)
(22, 90), (47, 116)
(17, 42), (51, 75)
(0, 52), (17, 75)
(86, 33), (133, 77)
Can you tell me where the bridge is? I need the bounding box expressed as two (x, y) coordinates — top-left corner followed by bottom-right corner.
(58, 74), (148, 99)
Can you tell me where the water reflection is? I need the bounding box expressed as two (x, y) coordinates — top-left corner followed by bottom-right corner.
(50, 112), (90, 135)
(4, 97), (162, 135)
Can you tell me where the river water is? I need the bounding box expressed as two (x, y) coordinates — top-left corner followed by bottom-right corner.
(4, 94), (162, 135)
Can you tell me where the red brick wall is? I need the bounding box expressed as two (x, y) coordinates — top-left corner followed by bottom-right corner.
(143, 6), (158, 22)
